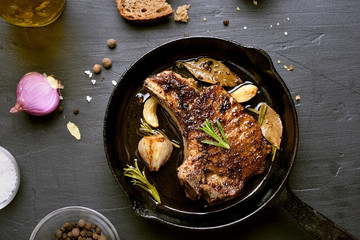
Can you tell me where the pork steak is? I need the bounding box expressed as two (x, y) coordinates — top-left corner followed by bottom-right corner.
(144, 70), (271, 205)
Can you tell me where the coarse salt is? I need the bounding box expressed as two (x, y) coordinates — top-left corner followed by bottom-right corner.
(86, 96), (92, 102)
(112, 80), (117, 86)
(284, 31), (288, 35)
(243, 26), (247, 29)
(84, 70), (93, 78)
(0, 148), (18, 205)
(91, 79), (96, 85)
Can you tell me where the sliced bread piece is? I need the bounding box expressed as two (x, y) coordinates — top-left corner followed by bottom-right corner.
(117, 0), (174, 23)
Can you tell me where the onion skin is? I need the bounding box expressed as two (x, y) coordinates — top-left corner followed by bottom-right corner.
(10, 72), (63, 116)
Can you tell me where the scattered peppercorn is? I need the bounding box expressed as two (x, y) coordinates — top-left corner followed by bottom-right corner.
(102, 58), (112, 69)
(223, 19), (229, 26)
(58, 106), (64, 113)
(73, 108), (79, 114)
(93, 64), (101, 74)
(107, 38), (117, 49)
(55, 219), (108, 240)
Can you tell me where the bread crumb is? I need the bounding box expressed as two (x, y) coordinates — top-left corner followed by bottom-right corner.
(277, 60), (281, 64)
(253, 0), (258, 5)
(237, 7), (240, 11)
(203, 17), (207, 21)
(296, 95), (301, 101)
(174, 4), (191, 23)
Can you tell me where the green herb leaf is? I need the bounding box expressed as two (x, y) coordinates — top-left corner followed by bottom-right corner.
(246, 107), (259, 115)
(123, 160), (161, 204)
(198, 119), (230, 149)
(258, 104), (268, 126)
(139, 118), (180, 148)
(271, 145), (277, 162)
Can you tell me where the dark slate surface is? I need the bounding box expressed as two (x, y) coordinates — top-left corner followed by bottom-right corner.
(0, 0), (359, 239)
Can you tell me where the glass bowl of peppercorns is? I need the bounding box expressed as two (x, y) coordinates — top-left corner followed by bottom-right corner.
(30, 206), (120, 240)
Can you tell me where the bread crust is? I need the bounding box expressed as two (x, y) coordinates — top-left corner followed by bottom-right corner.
(116, 0), (174, 23)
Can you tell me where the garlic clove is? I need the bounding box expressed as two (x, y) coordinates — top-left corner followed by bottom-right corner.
(231, 84), (258, 103)
(143, 96), (159, 128)
(138, 135), (173, 171)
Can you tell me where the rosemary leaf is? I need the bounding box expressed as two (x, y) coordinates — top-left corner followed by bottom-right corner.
(123, 160), (161, 204)
(139, 118), (180, 148)
(199, 119), (230, 149)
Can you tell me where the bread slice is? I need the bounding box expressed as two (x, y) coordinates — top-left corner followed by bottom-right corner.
(116, 0), (174, 23)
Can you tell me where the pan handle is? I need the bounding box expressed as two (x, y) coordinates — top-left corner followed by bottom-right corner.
(275, 184), (357, 240)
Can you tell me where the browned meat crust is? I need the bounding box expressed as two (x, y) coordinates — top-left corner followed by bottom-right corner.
(144, 71), (271, 205)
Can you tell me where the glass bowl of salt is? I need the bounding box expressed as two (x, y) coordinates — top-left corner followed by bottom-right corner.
(0, 146), (20, 209)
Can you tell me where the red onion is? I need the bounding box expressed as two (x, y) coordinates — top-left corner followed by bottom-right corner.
(10, 72), (64, 116)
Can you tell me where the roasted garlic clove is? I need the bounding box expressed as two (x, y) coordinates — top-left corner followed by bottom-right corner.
(138, 135), (173, 171)
(231, 84), (258, 103)
(183, 58), (242, 87)
(143, 96), (159, 128)
(258, 103), (283, 149)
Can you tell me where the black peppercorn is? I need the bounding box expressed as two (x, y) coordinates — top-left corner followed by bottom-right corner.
(107, 38), (117, 49)
(72, 228), (80, 238)
(58, 106), (64, 113)
(55, 229), (62, 240)
(223, 19), (229, 26)
(95, 227), (102, 234)
(63, 222), (70, 230)
(98, 235), (107, 240)
(93, 64), (101, 74)
(102, 58), (112, 69)
(78, 219), (86, 228)
(92, 233), (99, 239)
(57, 219), (107, 240)
(73, 108), (79, 114)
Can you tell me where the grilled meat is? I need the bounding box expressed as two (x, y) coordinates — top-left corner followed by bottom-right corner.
(144, 71), (271, 205)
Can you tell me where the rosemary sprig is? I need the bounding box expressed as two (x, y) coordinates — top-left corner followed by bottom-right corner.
(198, 119), (230, 149)
(139, 118), (180, 148)
(123, 160), (161, 204)
(258, 105), (268, 126)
